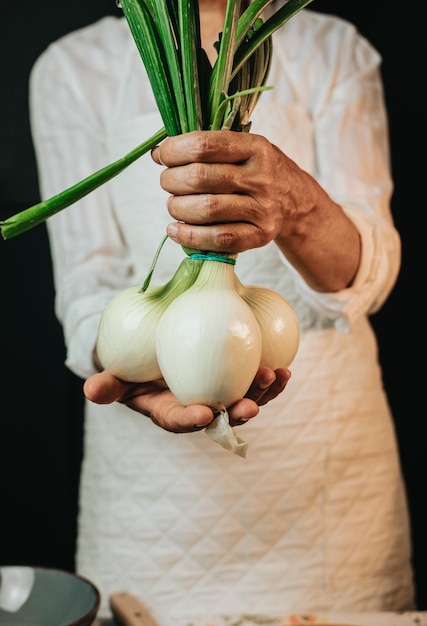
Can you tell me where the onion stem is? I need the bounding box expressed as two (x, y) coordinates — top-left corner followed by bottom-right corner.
(1, 127), (167, 240)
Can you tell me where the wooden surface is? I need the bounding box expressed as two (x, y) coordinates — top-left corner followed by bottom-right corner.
(93, 612), (427, 626)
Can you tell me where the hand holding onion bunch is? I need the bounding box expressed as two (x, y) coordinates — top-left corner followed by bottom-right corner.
(91, 129), (303, 457)
(85, 0), (309, 457)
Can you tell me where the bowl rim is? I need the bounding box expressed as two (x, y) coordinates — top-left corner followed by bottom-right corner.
(0, 565), (101, 626)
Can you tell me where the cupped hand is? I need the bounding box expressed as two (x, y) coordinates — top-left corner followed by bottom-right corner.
(83, 367), (291, 434)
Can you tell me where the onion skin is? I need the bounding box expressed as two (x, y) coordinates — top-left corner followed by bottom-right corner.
(96, 285), (164, 382)
(96, 257), (203, 382)
(156, 260), (262, 407)
(238, 282), (300, 370)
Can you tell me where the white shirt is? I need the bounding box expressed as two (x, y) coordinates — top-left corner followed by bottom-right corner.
(29, 7), (414, 622)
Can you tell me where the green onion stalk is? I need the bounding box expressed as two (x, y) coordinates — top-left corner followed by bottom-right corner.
(0, 0), (314, 243)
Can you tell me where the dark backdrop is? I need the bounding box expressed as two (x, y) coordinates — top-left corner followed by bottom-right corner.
(1, 0), (425, 608)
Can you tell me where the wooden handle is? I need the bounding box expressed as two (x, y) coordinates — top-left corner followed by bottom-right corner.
(109, 592), (159, 626)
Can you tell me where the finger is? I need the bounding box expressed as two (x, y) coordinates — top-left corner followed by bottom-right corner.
(153, 131), (254, 167)
(121, 386), (216, 433)
(83, 371), (130, 404)
(166, 219), (258, 254)
(256, 368), (292, 406)
(228, 398), (260, 426)
(160, 404), (216, 433)
(166, 191), (260, 224)
(160, 162), (245, 196)
(244, 367), (291, 405)
(84, 372), (216, 433)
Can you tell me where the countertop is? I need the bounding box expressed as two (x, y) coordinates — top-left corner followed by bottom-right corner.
(96, 611), (427, 626)
(93, 592), (427, 626)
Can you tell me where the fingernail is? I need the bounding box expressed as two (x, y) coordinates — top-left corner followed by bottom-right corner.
(167, 223), (178, 238)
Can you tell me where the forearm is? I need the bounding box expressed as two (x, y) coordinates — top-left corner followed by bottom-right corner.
(275, 166), (361, 293)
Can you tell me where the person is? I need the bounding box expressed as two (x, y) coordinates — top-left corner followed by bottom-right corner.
(28, 0), (415, 621)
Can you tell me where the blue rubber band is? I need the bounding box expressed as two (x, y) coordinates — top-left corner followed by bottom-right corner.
(189, 253), (236, 265)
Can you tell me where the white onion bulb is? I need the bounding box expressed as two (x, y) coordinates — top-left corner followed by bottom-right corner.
(236, 280), (300, 369)
(96, 257), (202, 382)
(96, 285), (163, 382)
(156, 259), (262, 408)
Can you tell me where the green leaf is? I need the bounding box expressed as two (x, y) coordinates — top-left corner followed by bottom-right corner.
(120, 0), (181, 135)
(209, 0), (242, 126)
(235, 0), (274, 48)
(179, 0), (204, 131)
(233, 0), (315, 78)
(153, 0), (189, 132)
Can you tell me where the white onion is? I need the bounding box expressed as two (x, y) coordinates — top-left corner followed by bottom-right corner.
(96, 285), (163, 382)
(96, 257), (202, 382)
(236, 279), (300, 369)
(155, 258), (262, 408)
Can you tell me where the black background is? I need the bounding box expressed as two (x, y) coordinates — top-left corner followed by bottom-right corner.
(1, 0), (425, 608)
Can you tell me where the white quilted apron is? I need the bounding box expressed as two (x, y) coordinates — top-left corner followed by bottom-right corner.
(75, 78), (414, 622)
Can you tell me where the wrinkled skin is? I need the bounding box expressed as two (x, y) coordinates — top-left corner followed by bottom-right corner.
(152, 131), (360, 292)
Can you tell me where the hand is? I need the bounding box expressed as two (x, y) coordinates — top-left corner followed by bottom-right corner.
(151, 130), (290, 254)
(151, 130), (361, 292)
(83, 366), (291, 434)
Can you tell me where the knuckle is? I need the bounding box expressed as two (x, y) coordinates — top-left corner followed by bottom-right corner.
(200, 194), (220, 220)
(211, 226), (236, 251)
(187, 162), (208, 189)
(190, 133), (212, 159)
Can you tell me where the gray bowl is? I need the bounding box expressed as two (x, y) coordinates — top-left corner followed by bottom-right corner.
(0, 566), (100, 626)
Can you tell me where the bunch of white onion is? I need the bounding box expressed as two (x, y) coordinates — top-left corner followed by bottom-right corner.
(96, 249), (299, 457)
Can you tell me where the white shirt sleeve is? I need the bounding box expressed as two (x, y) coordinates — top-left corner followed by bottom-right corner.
(29, 22), (135, 379)
(274, 14), (401, 332)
